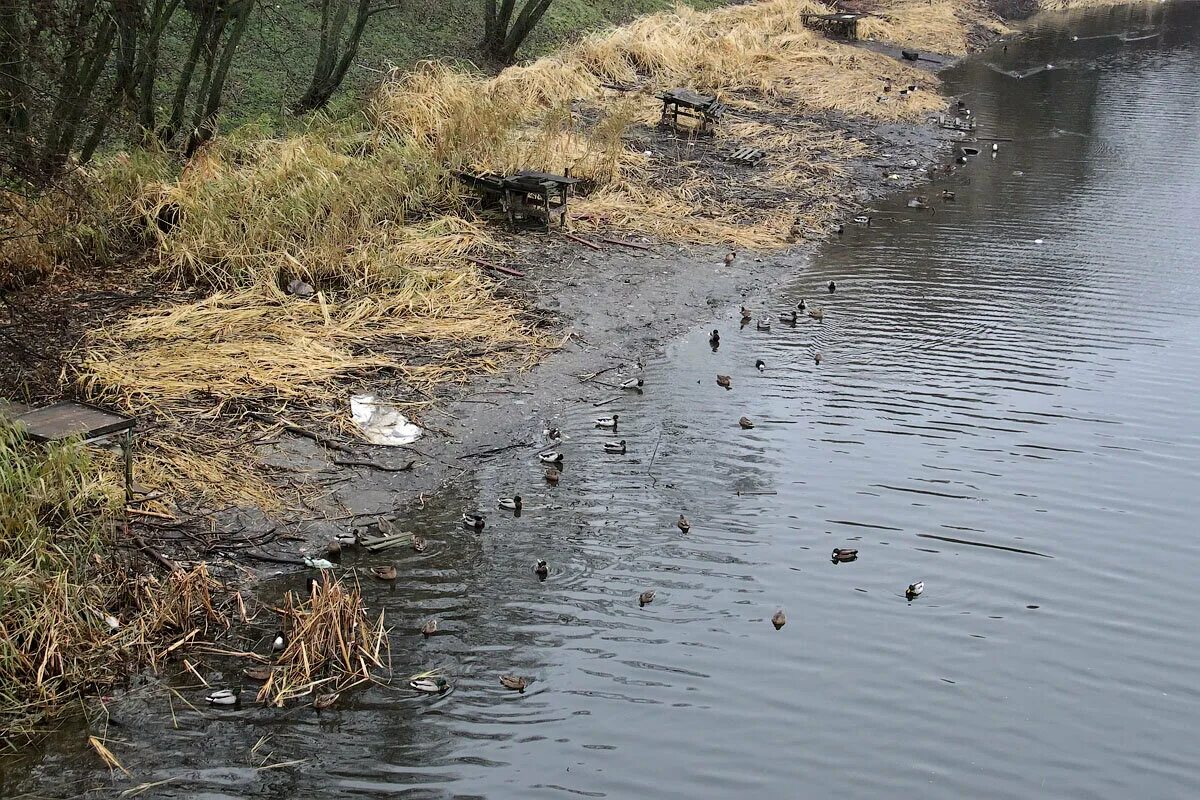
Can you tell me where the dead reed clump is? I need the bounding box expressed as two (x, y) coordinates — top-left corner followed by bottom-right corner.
(0, 420), (229, 741)
(256, 573), (388, 707)
(859, 0), (1011, 57)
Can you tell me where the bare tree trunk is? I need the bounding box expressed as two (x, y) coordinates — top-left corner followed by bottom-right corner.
(481, 0), (554, 65)
(292, 0), (400, 115)
(186, 0), (255, 155)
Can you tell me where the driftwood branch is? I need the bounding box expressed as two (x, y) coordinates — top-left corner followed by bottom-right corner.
(601, 236), (653, 252)
(467, 256), (526, 277)
(332, 458), (415, 473)
(562, 231), (601, 250)
(246, 411), (358, 454)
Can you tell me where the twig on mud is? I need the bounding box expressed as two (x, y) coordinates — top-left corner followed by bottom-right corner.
(578, 365), (619, 383)
(562, 231), (602, 251)
(593, 396), (620, 408)
(601, 236), (654, 252)
(462, 440), (533, 460)
(131, 533), (180, 573)
(332, 458), (416, 473)
(245, 412), (357, 454)
(466, 256), (525, 278)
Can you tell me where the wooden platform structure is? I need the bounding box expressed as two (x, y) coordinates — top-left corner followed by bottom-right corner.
(659, 89), (728, 136)
(800, 11), (869, 40)
(8, 401), (136, 501)
(457, 170), (579, 230)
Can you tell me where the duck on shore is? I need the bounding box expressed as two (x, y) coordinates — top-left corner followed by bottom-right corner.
(620, 377), (644, 390)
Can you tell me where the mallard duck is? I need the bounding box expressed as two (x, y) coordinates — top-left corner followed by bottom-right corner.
(756, 318), (771, 331)
(538, 450), (563, 464)
(639, 589), (656, 606)
(326, 539), (342, 557)
(716, 374), (732, 389)
(883, 83), (892, 92)
(724, 252), (736, 266)
(534, 559), (549, 578)
(595, 414), (619, 428)
(906, 581), (924, 599)
(544, 466), (561, 486)
(500, 674), (529, 692)
(755, 359), (766, 372)
(808, 307), (824, 321)
(814, 352), (822, 365)
(313, 692), (339, 710)
(420, 619), (437, 637)
(371, 564), (397, 581)
(205, 689), (240, 706)
(709, 329), (720, 347)
(828, 280), (837, 293)
(797, 299), (806, 311)
(410, 677), (449, 694)
(603, 439), (627, 454)
(543, 426), (561, 441)
(243, 665), (276, 682)
(942, 190), (956, 201)
(498, 495), (522, 511)
(272, 630), (286, 651)
(335, 532), (357, 546)
(739, 416), (755, 429)
(740, 306), (752, 322)
(771, 609), (787, 630)
(461, 512), (486, 529)
(677, 514), (691, 533)
(780, 309), (798, 325)
(620, 377), (644, 390)
(831, 547), (858, 562)
(412, 535), (428, 552)
(852, 215), (872, 226)
(956, 155), (967, 164)
(907, 196), (927, 209)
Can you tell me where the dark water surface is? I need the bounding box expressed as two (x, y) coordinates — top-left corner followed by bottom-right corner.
(7, 3), (1200, 797)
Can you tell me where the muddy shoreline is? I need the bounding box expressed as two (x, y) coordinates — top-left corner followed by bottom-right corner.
(227, 51), (991, 576)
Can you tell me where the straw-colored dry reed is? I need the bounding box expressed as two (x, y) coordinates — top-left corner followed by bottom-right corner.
(0, 419), (229, 742)
(252, 573), (388, 707)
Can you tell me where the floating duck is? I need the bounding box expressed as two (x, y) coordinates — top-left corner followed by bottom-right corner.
(852, 215), (872, 226)
(538, 450), (563, 464)
(371, 564), (397, 581)
(421, 619), (437, 637)
(205, 689), (240, 706)
(595, 415), (619, 428)
(534, 559), (549, 578)
(313, 692), (339, 710)
(755, 359), (766, 372)
(771, 609), (787, 630)
(243, 665), (275, 681)
(639, 590), (656, 607)
(756, 318), (771, 331)
(716, 374), (732, 389)
(831, 547), (858, 563)
(543, 426), (561, 441)
(272, 630), (285, 651)
(335, 532), (357, 546)
(992, 142), (999, 152)
(906, 581), (924, 600)
(620, 377), (644, 390)
(828, 280), (837, 293)
(677, 514), (691, 533)
(956, 155), (967, 164)
(603, 439), (627, 454)
(724, 252), (736, 266)
(907, 196), (927, 209)
(740, 306), (753, 322)
(779, 309), (798, 325)
(739, 416), (755, 429)
(814, 352), (823, 365)
(942, 190), (956, 201)
(544, 466), (561, 485)
(498, 495), (522, 511)
(410, 677), (449, 694)
(500, 675), (529, 692)
(709, 329), (721, 347)
(412, 535), (428, 552)
(326, 539), (343, 557)
(797, 299), (806, 311)
(462, 512), (486, 529)
(808, 307), (824, 321)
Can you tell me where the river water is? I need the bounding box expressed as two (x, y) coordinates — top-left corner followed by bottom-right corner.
(6, 3), (1200, 797)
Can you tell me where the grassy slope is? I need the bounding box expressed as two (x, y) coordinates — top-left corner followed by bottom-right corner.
(207, 0), (729, 128)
